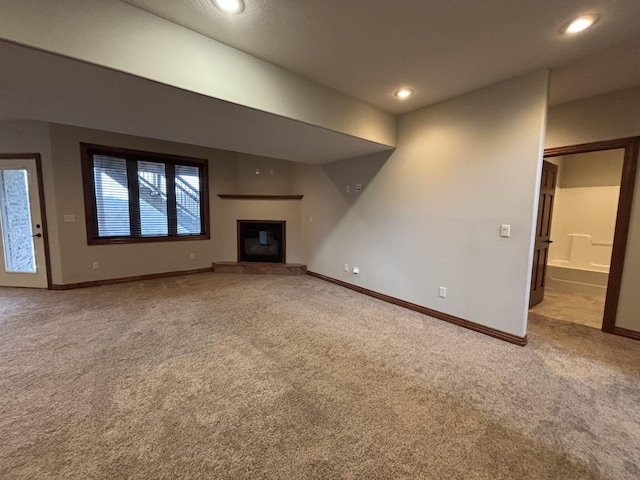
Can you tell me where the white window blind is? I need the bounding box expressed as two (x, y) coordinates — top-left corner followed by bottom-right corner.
(94, 155), (131, 237)
(175, 164), (201, 235)
(138, 161), (169, 236)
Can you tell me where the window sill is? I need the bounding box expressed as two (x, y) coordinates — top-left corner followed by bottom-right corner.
(217, 194), (303, 200)
(88, 233), (210, 246)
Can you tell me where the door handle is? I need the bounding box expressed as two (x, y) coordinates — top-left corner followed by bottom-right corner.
(544, 239), (553, 244)
(32, 233), (42, 238)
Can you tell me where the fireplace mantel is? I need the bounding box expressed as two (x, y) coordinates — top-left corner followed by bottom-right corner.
(218, 194), (303, 200)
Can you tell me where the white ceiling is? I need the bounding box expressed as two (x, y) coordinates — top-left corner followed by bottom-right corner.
(122, 0), (640, 114)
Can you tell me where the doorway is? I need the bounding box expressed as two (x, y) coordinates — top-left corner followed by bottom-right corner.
(529, 137), (639, 334)
(0, 154), (50, 288)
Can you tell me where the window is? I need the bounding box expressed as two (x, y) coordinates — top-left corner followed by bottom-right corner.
(81, 143), (209, 245)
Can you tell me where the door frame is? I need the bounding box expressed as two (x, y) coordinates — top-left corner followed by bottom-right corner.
(0, 153), (52, 289)
(543, 137), (639, 335)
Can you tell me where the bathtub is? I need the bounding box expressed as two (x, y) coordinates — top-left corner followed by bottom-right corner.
(546, 234), (610, 296)
(545, 264), (608, 296)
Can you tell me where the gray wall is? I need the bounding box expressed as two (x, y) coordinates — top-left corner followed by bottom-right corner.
(13, 74), (640, 340)
(293, 71), (550, 337)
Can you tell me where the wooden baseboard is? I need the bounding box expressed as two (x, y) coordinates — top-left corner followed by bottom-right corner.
(50, 267), (213, 290)
(612, 327), (640, 342)
(306, 271), (527, 347)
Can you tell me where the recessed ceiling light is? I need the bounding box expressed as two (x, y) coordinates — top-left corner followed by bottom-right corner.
(394, 88), (414, 99)
(213, 0), (245, 14)
(563, 15), (598, 34)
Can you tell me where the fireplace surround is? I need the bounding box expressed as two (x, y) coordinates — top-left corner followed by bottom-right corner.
(237, 220), (285, 263)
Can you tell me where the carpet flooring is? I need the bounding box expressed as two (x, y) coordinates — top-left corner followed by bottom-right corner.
(1, 273), (639, 479)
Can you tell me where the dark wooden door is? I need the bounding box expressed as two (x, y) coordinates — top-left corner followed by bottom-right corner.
(530, 160), (557, 308)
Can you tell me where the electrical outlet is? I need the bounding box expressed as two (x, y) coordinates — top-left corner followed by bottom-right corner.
(439, 286), (447, 298)
(190, 253), (196, 260)
(355, 183), (363, 192)
(344, 263), (349, 272)
(500, 225), (511, 237)
(92, 262), (100, 270)
(352, 266), (360, 276)
(64, 214), (76, 223)
(255, 168), (260, 175)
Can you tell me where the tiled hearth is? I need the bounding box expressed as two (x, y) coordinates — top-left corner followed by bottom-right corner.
(212, 262), (307, 275)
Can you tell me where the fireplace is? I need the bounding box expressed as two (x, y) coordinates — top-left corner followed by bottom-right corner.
(237, 220), (285, 263)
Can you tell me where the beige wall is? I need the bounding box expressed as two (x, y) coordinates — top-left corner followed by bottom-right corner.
(48, 124), (235, 284)
(548, 150), (624, 270)
(546, 86), (640, 332)
(235, 153), (295, 195)
(0, 122), (303, 285)
(549, 187), (621, 269)
(223, 155), (301, 262)
(293, 71), (550, 337)
(0, 121), (63, 280)
(559, 150), (624, 188)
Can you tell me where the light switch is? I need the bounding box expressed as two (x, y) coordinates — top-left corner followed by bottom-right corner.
(500, 225), (511, 237)
(355, 183), (363, 192)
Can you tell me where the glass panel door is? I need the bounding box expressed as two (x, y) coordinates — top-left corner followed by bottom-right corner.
(0, 157), (48, 288)
(0, 168), (37, 273)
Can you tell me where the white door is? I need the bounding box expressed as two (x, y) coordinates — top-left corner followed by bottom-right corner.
(0, 158), (48, 288)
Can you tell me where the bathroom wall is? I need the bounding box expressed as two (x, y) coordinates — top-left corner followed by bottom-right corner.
(545, 86), (640, 332)
(548, 149), (624, 272)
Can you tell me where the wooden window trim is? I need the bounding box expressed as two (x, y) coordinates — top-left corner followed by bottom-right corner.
(80, 143), (210, 246)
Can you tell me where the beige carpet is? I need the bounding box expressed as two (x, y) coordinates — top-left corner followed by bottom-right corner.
(1, 273), (639, 479)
